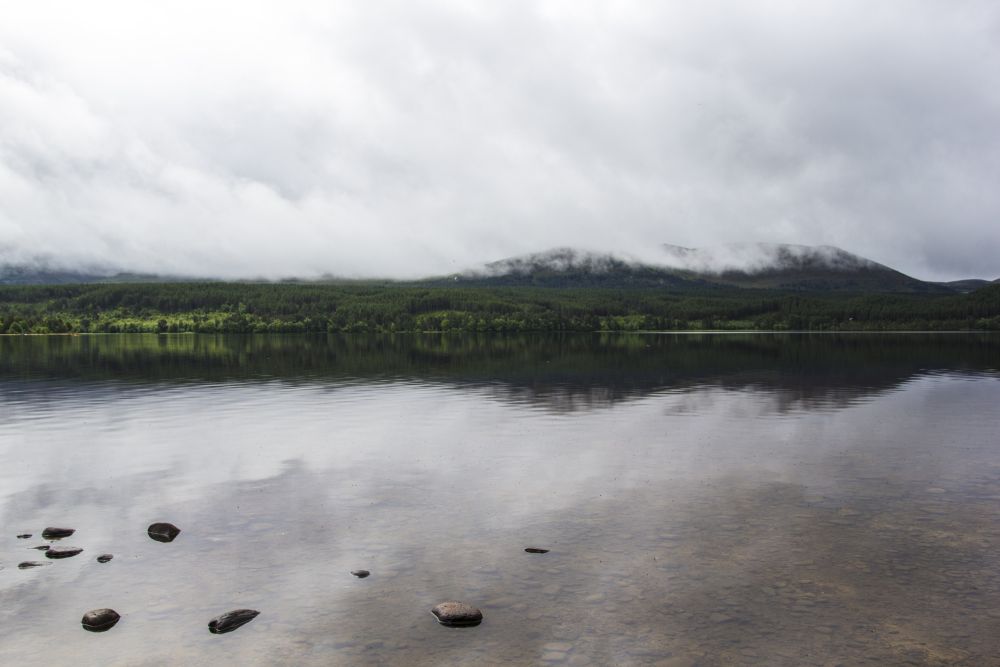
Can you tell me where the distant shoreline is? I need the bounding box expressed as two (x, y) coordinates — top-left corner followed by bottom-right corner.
(2, 282), (998, 334)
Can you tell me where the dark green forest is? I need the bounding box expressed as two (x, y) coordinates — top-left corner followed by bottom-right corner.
(1, 282), (999, 334)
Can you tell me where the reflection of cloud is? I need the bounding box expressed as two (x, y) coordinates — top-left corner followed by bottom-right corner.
(2, 374), (1000, 664)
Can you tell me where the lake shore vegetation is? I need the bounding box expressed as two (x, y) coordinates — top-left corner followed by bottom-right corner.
(1, 282), (998, 334)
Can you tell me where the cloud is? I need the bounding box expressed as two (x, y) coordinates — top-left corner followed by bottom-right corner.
(1, 1), (999, 280)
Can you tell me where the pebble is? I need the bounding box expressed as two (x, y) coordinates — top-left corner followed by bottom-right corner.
(82, 608), (120, 632)
(208, 609), (260, 634)
(46, 546), (83, 559)
(351, 569), (370, 578)
(41, 527), (75, 539)
(147, 522), (181, 543)
(17, 533), (31, 539)
(18, 561), (48, 569)
(97, 554), (113, 563)
(32, 545), (50, 551)
(431, 601), (483, 627)
(525, 547), (550, 554)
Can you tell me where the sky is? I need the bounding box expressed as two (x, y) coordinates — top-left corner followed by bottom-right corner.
(1, 0), (998, 281)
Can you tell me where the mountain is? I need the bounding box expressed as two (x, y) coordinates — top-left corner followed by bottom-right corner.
(441, 248), (714, 289)
(0, 265), (184, 284)
(447, 244), (957, 293)
(931, 279), (995, 293)
(660, 244), (952, 293)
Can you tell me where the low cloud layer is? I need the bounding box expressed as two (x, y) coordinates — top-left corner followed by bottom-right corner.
(2, 1), (999, 280)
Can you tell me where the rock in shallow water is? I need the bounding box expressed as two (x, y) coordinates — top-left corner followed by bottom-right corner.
(32, 545), (50, 551)
(351, 570), (370, 578)
(208, 609), (260, 634)
(431, 601), (483, 627)
(17, 533), (31, 539)
(18, 561), (49, 569)
(42, 527), (75, 539)
(97, 554), (113, 563)
(46, 546), (83, 559)
(525, 547), (550, 554)
(147, 522), (181, 543)
(82, 608), (120, 632)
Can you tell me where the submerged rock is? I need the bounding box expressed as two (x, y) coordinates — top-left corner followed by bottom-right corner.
(97, 554), (113, 563)
(32, 545), (50, 551)
(431, 601), (483, 627)
(46, 546), (83, 559)
(18, 561), (48, 569)
(351, 570), (370, 578)
(208, 609), (260, 634)
(82, 608), (120, 632)
(42, 527), (75, 539)
(17, 533), (31, 539)
(147, 522), (181, 543)
(524, 547), (550, 554)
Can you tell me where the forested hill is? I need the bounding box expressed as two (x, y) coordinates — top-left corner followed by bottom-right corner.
(3, 244), (984, 294)
(438, 245), (958, 293)
(1, 282), (998, 334)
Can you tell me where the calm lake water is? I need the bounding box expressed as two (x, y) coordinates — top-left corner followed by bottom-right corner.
(1, 333), (999, 666)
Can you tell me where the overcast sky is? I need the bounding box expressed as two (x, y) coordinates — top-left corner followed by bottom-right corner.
(1, 1), (998, 280)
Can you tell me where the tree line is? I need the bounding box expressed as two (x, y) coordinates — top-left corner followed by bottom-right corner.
(1, 282), (998, 334)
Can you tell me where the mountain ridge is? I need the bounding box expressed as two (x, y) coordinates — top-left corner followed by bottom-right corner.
(447, 244), (957, 293)
(3, 244), (995, 294)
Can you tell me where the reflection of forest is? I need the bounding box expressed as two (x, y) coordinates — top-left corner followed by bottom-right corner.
(2, 333), (998, 412)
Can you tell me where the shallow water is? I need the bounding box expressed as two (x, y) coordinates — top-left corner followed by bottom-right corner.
(1, 333), (999, 666)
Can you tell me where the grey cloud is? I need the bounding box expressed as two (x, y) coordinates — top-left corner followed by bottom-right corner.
(1, 1), (999, 280)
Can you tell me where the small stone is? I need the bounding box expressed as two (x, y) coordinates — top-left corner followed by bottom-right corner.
(525, 547), (550, 554)
(18, 561), (48, 569)
(46, 546), (83, 559)
(97, 554), (113, 563)
(431, 601), (483, 627)
(32, 545), (50, 551)
(82, 608), (120, 632)
(17, 533), (31, 539)
(351, 569), (370, 578)
(208, 609), (260, 634)
(147, 522), (181, 543)
(41, 527), (75, 539)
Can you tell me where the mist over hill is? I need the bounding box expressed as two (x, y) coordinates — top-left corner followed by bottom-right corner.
(2, 243), (992, 294)
(450, 244), (956, 293)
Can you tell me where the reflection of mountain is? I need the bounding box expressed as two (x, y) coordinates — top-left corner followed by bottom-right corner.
(2, 333), (997, 413)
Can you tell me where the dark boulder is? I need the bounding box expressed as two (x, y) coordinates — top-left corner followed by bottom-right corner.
(18, 561), (48, 569)
(431, 601), (483, 627)
(42, 527), (75, 539)
(82, 608), (120, 632)
(524, 547), (550, 554)
(97, 554), (113, 563)
(147, 522), (181, 543)
(33, 545), (50, 551)
(17, 533), (31, 539)
(46, 546), (83, 559)
(351, 570), (370, 578)
(208, 609), (260, 634)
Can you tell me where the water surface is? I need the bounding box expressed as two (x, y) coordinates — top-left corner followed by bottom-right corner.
(1, 333), (999, 665)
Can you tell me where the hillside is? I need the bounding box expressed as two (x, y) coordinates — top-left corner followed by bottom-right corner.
(440, 248), (715, 290)
(448, 244), (957, 294)
(665, 244), (951, 293)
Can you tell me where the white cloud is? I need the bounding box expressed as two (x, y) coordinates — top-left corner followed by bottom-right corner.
(1, 0), (999, 280)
